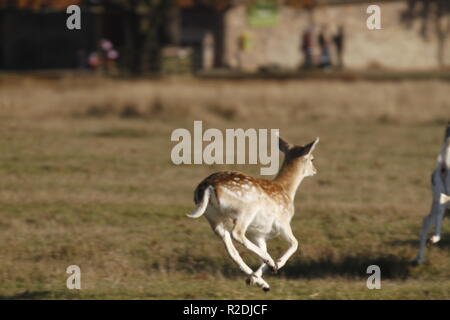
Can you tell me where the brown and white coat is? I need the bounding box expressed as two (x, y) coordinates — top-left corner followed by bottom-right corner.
(187, 136), (319, 291)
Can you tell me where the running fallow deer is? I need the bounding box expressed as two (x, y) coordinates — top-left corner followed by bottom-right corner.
(187, 136), (319, 291)
(414, 122), (450, 265)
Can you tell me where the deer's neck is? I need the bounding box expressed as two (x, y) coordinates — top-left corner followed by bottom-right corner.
(274, 159), (306, 200)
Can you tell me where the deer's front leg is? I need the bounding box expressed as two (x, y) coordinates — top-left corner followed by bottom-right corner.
(275, 224), (299, 270)
(252, 225), (299, 279)
(231, 218), (278, 272)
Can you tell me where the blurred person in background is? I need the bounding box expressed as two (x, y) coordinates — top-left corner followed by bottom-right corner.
(318, 24), (332, 68)
(301, 26), (314, 69)
(237, 31), (252, 71)
(333, 25), (345, 69)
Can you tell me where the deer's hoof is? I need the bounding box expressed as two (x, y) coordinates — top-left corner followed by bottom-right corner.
(269, 262), (279, 274)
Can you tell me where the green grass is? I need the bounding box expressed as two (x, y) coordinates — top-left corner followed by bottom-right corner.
(0, 76), (449, 299)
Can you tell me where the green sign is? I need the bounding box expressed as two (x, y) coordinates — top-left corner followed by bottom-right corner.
(247, 1), (278, 27)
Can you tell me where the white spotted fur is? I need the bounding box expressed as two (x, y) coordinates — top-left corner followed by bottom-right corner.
(187, 137), (319, 291)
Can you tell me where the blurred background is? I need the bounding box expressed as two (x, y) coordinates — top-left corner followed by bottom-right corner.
(0, 0), (449, 299)
(1, 0), (449, 73)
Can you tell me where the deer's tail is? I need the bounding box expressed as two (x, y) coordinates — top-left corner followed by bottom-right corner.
(187, 185), (212, 219)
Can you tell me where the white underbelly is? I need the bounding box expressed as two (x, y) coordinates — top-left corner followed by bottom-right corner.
(246, 209), (280, 238)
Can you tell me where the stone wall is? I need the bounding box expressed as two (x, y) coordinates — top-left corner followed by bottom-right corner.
(223, 1), (450, 71)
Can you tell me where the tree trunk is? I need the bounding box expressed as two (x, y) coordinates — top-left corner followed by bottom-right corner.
(165, 0), (180, 46)
(435, 13), (449, 69)
(437, 35), (445, 68)
(124, 10), (137, 74)
(139, 14), (153, 74)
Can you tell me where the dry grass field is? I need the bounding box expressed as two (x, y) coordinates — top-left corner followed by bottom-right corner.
(0, 74), (449, 299)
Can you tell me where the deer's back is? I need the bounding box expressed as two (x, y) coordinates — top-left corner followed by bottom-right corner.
(194, 171), (292, 217)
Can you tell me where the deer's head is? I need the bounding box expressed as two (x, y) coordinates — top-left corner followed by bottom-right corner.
(278, 136), (320, 178)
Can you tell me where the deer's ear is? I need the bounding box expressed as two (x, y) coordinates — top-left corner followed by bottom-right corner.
(303, 137), (320, 155)
(278, 136), (292, 153)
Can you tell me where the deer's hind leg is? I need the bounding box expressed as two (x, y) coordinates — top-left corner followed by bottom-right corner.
(213, 223), (270, 290)
(414, 200), (438, 265)
(212, 223), (254, 276)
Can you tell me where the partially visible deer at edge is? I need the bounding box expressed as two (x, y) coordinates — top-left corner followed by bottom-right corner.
(414, 123), (450, 265)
